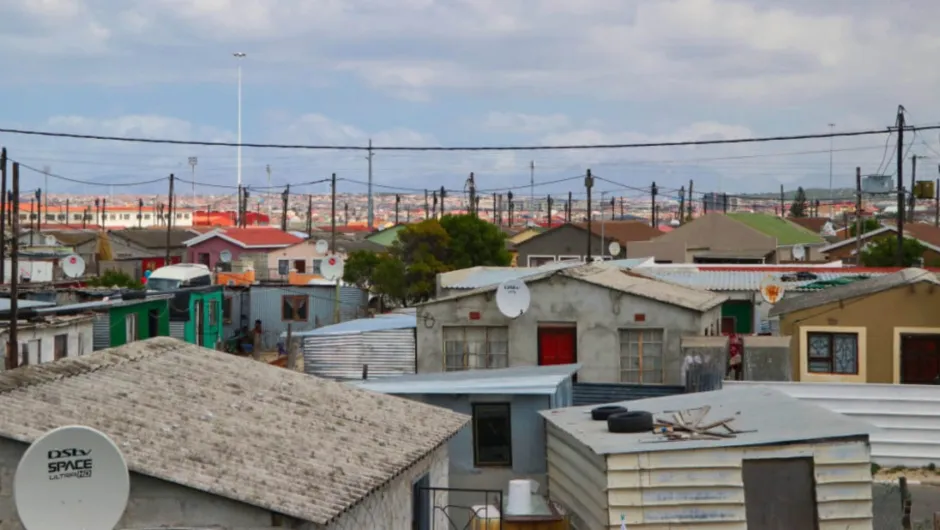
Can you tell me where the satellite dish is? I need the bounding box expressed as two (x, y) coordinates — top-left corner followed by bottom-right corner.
(315, 239), (329, 254)
(608, 241), (622, 257)
(759, 275), (786, 305)
(321, 254), (345, 281)
(496, 279), (531, 318)
(14, 425), (130, 530)
(61, 254), (86, 278)
(792, 245), (806, 261)
(219, 249), (232, 263)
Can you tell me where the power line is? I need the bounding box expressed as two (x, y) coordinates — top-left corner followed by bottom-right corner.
(11, 159), (169, 187)
(4, 124), (940, 151)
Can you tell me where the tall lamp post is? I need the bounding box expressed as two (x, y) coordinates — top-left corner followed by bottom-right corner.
(233, 52), (246, 190)
(188, 157), (198, 212)
(828, 122), (835, 212)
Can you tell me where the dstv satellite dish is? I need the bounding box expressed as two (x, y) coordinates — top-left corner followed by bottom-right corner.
(608, 241), (622, 257)
(315, 239), (329, 255)
(61, 254), (86, 278)
(321, 254), (345, 281)
(15, 425), (130, 530)
(792, 245), (806, 261)
(496, 279), (530, 318)
(219, 249), (232, 263)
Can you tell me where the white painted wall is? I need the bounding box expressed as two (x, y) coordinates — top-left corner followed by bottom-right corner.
(1, 260), (53, 283)
(0, 319), (94, 367)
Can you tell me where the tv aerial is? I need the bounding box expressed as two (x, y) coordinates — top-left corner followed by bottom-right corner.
(315, 239), (329, 255)
(496, 279), (531, 318)
(792, 245), (806, 261)
(61, 254), (86, 278)
(14, 425), (130, 530)
(320, 254), (345, 281)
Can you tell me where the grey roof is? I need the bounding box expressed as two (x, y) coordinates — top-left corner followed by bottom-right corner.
(0, 298), (55, 311)
(439, 260), (581, 290)
(287, 314), (416, 338)
(768, 267), (940, 317)
(352, 364), (581, 395)
(639, 268), (890, 292)
(109, 229), (196, 249)
(572, 382), (685, 407)
(0, 337), (467, 525)
(26, 294), (175, 315)
(427, 263), (728, 312)
(540, 386), (873, 455)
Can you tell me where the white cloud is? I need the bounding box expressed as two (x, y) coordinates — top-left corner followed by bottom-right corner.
(482, 112), (570, 134)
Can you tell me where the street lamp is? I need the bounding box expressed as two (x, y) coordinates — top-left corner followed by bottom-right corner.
(828, 123), (835, 212)
(188, 156), (198, 215)
(233, 52), (246, 191)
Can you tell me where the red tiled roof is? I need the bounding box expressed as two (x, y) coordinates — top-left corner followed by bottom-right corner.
(315, 225), (373, 233)
(219, 228), (303, 247)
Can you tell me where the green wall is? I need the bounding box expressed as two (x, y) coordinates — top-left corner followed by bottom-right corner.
(108, 299), (171, 347)
(721, 300), (754, 334)
(183, 290), (224, 348)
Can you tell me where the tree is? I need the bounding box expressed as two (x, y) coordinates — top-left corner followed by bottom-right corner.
(342, 250), (382, 290)
(372, 254), (408, 307)
(860, 237), (926, 267)
(848, 218), (881, 237)
(391, 220), (452, 304)
(439, 214), (511, 269)
(88, 269), (143, 290)
(789, 187), (808, 217)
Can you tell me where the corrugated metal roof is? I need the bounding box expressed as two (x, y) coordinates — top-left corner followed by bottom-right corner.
(352, 364), (581, 395)
(540, 386), (874, 455)
(638, 268), (888, 292)
(440, 260), (582, 289)
(572, 382), (685, 406)
(0, 298), (55, 310)
(769, 267), (940, 317)
(288, 315), (416, 337)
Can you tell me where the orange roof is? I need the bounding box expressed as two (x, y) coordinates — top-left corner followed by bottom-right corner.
(19, 205), (193, 213)
(219, 227), (303, 247)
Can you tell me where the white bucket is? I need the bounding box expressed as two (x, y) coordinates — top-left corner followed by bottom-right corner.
(506, 479), (533, 515)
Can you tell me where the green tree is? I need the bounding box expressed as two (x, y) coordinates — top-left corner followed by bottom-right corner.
(848, 218), (881, 237)
(391, 219), (452, 304)
(439, 214), (511, 269)
(89, 269), (144, 289)
(342, 250), (382, 290)
(860, 237), (926, 267)
(372, 254), (408, 307)
(789, 187), (808, 217)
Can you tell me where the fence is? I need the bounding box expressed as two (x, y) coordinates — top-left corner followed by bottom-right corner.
(726, 380), (940, 468)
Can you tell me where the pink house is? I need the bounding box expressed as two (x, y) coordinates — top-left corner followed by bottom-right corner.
(183, 228), (304, 270)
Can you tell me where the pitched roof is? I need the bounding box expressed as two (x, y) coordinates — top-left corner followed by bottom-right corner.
(110, 229), (196, 249)
(40, 230), (97, 246)
(726, 213), (825, 245)
(768, 267), (940, 316)
(820, 224), (940, 254)
(637, 267), (896, 292)
(0, 337), (467, 524)
(573, 220), (663, 244)
(185, 227), (304, 249)
(788, 217), (832, 234)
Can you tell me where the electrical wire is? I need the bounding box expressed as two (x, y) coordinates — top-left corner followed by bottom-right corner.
(11, 159), (170, 187)
(4, 124), (940, 151)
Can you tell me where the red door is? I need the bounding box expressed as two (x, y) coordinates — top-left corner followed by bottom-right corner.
(901, 334), (940, 384)
(538, 327), (577, 366)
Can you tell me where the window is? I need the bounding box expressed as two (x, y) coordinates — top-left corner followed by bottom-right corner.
(54, 334), (68, 360)
(197, 252), (210, 266)
(443, 327), (509, 371)
(412, 474), (431, 530)
(619, 329), (665, 383)
(20, 340), (39, 366)
(281, 295), (309, 321)
(278, 259), (290, 276)
(77, 332), (87, 356)
(312, 259), (323, 275)
(527, 256), (555, 267)
(126, 313), (139, 342)
(807, 332), (859, 374)
(293, 259), (306, 273)
(222, 297), (232, 324)
(472, 403), (512, 467)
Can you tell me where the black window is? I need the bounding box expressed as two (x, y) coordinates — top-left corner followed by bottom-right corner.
(472, 403), (512, 467)
(281, 295), (309, 322)
(222, 297), (232, 324)
(807, 332), (859, 374)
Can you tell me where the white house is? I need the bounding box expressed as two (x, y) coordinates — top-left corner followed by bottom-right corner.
(0, 314), (94, 367)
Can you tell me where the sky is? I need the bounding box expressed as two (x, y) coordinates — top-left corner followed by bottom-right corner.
(2, 0), (940, 203)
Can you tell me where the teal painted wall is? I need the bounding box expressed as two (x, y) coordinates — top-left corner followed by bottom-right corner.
(721, 301), (754, 334)
(108, 299), (171, 347)
(184, 290), (224, 348)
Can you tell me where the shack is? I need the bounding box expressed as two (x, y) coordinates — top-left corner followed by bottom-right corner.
(541, 386), (874, 529)
(295, 314), (417, 380)
(167, 285), (224, 348)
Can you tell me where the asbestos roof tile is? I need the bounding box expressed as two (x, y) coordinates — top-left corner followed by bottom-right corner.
(638, 269), (891, 292)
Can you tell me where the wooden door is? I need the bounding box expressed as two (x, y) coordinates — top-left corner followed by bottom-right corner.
(743, 458), (817, 530)
(901, 334), (940, 384)
(538, 326), (576, 366)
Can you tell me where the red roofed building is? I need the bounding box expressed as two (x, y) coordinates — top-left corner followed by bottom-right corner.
(183, 227), (304, 269)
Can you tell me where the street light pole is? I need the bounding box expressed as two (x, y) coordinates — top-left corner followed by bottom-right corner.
(233, 52), (246, 190)
(828, 123), (835, 210)
(188, 157), (197, 216)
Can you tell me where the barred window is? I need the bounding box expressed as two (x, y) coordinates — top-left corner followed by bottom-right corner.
(443, 327), (509, 371)
(807, 332), (858, 374)
(619, 329), (665, 384)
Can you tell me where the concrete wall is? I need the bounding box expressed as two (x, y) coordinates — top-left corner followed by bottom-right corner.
(514, 224), (609, 266)
(742, 335), (793, 381)
(0, 319), (94, 366)
(417, 275), (720, 384)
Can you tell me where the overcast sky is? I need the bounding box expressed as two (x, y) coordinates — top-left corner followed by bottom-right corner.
(2, 0), (940, 200)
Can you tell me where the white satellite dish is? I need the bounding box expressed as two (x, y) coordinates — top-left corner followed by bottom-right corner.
(608, 241), (622, 257)
(321, 254), (345, 281)
(792, 245), (806, 261)
(219, 249), (232, 263)
(14, 425), (130, 530)
(495, 279), (531, 318)
(315, 239), (329, 255)
(61, 254), (86, 278)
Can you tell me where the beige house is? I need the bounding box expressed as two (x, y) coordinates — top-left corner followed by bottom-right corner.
(266, 238), (386, 279)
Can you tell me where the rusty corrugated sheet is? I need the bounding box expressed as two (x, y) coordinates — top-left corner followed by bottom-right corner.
(303, 328), (415, 380)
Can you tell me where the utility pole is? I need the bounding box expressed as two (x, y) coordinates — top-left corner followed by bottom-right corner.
(42, 166), (49, 225)
(137, 198), (143, 229)
(330, 173), (339, 324)
(236, 185), (243, 228)
(440, 186), (447, 217)
(166, 174), (174, 264)
(189, 157), (198, 210)
(650, 181), (659, 228)
(936, 171), (939, 228)
(896, 106), (906, 267)
(8, 162), (19, 369)
(610, 197), (615, 220)
(307, 195), (313, 237)
(0, 147), (7, 284)
(344, 203), (349, 226)
(600, 191), (607, 258)
(431, 190), (438, 219)
(367, 139), (374, 230)
(36, 189), (42, 235)
(909, 154), (917, 223)
(280, 185), (290, 232)
(619, 196), (624, 219)
(474, 196), (480, 218)
(466, 173), (476, 217)
(679, 186), (686, 225)
(507, 191), (514, 227)
(567, 191), (573, 223)
(425, 190), (430, 220)
(101, 197), (106, 230)
(855, 167), (863, 265)
(395, 195), (400, 224)
(779, 185), (785, 217)
(530, 161), (535, 215)
(491, 192), (496, 222)
(722, 193), (728, 214)
(687, 180), (694, 221)
(585, 170), (594, 259)
(65, 199), (69, 229)
(547, 195), (553, 227)
(241, 188), (250, 228)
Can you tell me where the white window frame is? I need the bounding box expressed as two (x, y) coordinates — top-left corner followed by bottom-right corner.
(619, 328), (665, 384)
(558, 255), (582, 263)
(526, 255), (557, 267)
(443, 326), (509, 371)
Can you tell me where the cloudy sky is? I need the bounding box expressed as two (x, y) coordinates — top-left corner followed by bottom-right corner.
(2, 0), (940, 201)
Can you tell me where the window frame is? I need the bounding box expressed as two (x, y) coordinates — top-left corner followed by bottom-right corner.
(281, 295), (309, 322)
(277, 259), (290, 276)
(126, 313), (139, 342)
(471, 402), (513, 468)
(222, 297), (233, 324)
(526, 255), (556, 267)
(442, 326), (509, 371)
(806, 331), (859, 375)
(54, 334), (68, 360)
(618, 328), (665, 384)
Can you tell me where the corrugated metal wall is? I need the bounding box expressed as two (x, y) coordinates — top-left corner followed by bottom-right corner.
(339, 286), (367, 321)
(545, 422), (609, 530)
(92, 315), (111, 350)
(169, 321), (186, 341)
(303, 328), (415, 380)
(247, 285), (368, 350)
(572, 383), (685, 406)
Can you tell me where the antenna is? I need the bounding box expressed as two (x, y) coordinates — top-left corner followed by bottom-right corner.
(792, 245), (806, 261)
(61, 254), (86, 278)
(608, 241), (621, 257)
(315, 239), (329, 255)
(219, 249), (233, 263)
(759, 275), (786, 305)
(320, 254), (345, 281)
(15, 425), (130, 530)
(495, 279), (531, 318)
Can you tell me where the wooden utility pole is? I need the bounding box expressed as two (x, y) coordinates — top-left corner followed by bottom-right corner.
(855, 167), (863, 265)
(650, 181), (658, 228)
(910, 154), (918, 223)
(688, 180), (694, 221)
(431, 190), (437, 219)
(546, 195), (553, 227)
(395, 195), (400, 224)
(678, 186), (686, 225)
(330, 173), (339, 324)
(896, 106), (906, 266)
(467, 173), (476, 216)
(779, 185), (785, 217)
(285, 323), (296, 370)
(280, 185), (290, 232)
(439, 186), (446, 217)
(507, 191), (514, 227)
(935, 174), (939, 228)
(0, 147), (7, 284)
(8, 163), (19, 370)
(165, 174), (174, 264)
(344, 203), (349, 226)
(585, 170), (594, 259)
(307, 195), (313, 237)
(567, 191), (572, 223)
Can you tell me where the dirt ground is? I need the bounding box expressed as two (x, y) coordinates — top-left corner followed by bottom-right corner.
(875, 466), (940, 484)
(237, 350), (305, 373)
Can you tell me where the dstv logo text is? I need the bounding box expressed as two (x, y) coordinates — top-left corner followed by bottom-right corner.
(46, 448), (93, 480)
